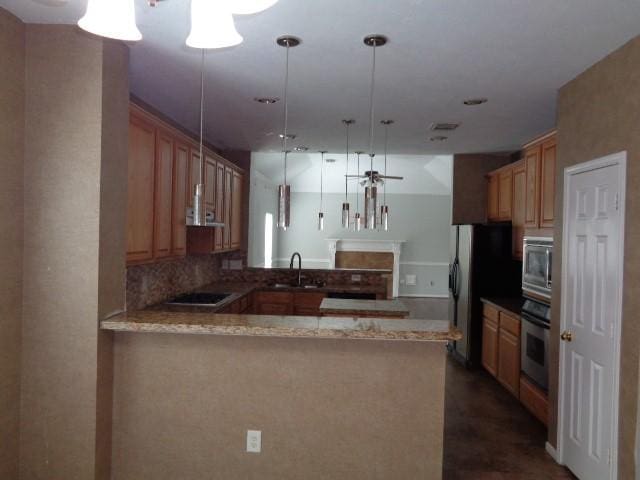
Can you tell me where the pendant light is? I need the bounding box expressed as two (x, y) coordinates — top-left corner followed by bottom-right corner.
(190, 50), (208, 226)
(363, 34), (387, 229)
(318, 151), (327, 231)
(78, 0), (142, 41)
(354, 151), (365, 232)
(186, 0), (243, 49)
(341, 119), (355, 229)
(276, 36), (300, 230)
(380, 119), (394, 231)
(230, 0), (279, 15)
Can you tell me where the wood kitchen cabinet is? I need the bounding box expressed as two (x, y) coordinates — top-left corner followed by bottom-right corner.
(293, 292), (326, 316)
(522, 131), (556, 229)
(172, 141), (189, 257)
(498, 168), (513, 221)
(255, 291), (294, 315)
(481, 302), (521, 399)
(231, 170), (244, 250)
(126, 113), (156, 264)
(487, 173), (499, 222)
(153, 130), (174, 259)
(520, 375), (549, 426)
(511, 160), (526, 260)
(127, 103), (247, 264)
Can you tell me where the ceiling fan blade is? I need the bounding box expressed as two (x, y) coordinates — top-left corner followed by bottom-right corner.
(379, 175), (404, 180)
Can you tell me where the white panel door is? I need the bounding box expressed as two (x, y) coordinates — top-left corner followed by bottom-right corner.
(560, 156), (625, 480)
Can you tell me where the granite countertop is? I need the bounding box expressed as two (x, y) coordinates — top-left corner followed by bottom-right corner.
(101, 310), (461, 343)
(480, 297), (524, 317)
(319, 298), (409, 317)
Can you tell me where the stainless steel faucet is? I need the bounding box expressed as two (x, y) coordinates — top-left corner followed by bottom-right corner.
(290, 252), (302, 286)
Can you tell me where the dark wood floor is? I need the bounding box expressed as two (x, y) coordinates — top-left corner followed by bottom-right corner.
(443, 356), (577, 479)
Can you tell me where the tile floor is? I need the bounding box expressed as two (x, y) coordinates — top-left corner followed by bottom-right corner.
(443, 357), (577, 479)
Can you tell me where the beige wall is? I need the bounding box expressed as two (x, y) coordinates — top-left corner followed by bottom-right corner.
(20, 25), (128, 479)
(0, 8), (24, 479)
(551, 35), (640, 479)
(112, 334), (446, 480)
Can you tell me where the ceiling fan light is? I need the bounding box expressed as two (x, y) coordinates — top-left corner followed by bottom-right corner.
(229, 0), (279, 15)
(78, 0), (142, 42)
(186, 0), (243, 49)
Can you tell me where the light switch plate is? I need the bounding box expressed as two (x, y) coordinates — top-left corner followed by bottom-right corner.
(406, 274), (417, 286)
(246, 430), (261, 453)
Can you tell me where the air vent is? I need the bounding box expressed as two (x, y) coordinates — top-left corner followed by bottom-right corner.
(430, 122), (460, 132)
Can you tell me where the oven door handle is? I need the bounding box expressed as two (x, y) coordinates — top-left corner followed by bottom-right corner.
(545, 248), (552, 288)
(521, 314), (550, 330)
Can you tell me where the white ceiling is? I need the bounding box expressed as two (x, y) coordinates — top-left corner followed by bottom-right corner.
(4, 0), (640, 154)
(251, 152), (452, 194)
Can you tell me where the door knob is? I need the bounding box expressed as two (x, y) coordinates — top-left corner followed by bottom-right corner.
(560, 330), (573, 342)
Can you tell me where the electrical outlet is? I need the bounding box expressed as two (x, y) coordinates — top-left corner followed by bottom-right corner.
(351, 274), (362, 282)
(246, 430), (261, 453)
(430, 280), (435, 287)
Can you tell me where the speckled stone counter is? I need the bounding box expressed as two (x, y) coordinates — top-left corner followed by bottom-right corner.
(319, 298), (410, 318)
(101, 310), (461, 342)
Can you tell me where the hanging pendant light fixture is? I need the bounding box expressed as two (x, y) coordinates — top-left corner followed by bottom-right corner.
(276, 36), (300, 230)
(354, 151), (365, 232)
(363, 34), (387, 229)
(230, 0), (279, 15)
(78, 0), (142, 41)
(341, 119), (355, 229)
(380, 119), (394, 231)
(318, 151), (327, 231)
(186, 0), (243, 49)
(189, 50), (208, 226)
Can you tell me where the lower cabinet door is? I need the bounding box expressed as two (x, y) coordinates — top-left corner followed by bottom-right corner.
(498, 329), (520, 398)
(481, 317), (499, 377)
(259, 303), (292, 315)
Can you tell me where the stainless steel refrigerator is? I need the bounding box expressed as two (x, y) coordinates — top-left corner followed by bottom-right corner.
(448, 224), (521, 367)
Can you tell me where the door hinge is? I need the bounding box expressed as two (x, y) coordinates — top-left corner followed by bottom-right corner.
(607, 448), (612, 465)
(614, 194), (620, 211)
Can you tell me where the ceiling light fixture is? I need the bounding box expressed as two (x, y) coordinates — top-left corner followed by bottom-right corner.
(341, 119), (355, 229)
(189, 50), (208, 226)
(325, 158), (336, 164)
(276, 35), (300, 230)
(78, 0), (142, 41)
(294, 146), (308, 152)
(430, 135), (448, 142)
(354, 151), (365, 232)
(463, 98), (488, 106)
(186, 0), (243, 49)
(229, 0), (279, 15)
(279, 133), (296, 140)
(318, 151), (327, 231)
(254, 97), (279, 104)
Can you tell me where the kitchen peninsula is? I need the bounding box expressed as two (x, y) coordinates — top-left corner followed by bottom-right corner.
(103, 274), (459, 480)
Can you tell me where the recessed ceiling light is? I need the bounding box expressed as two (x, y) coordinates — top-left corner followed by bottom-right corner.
(254, 97), (279, 104)
(430, 136), (448, 142)
(430, 122), (460, 131)
(294, 146), (308, 152)
(325, 158), (337, 163)
(463, 98), (488, 106)
(279, 133), (296, 140)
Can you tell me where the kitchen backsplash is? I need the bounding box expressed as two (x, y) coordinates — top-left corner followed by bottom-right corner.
(126, 255), (221, 310)
(218, 267), (388, 289)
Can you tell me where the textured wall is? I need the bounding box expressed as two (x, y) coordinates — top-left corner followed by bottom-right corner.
(112, 333), (446, 480)
(551, 35), (640, 478)
(20, 26), (128, 479)
(0, 8), (24, 479)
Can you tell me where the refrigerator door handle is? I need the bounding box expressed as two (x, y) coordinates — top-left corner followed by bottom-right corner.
(452, 259), (460, 299)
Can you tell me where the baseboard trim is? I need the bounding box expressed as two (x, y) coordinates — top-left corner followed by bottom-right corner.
(399, 294), (449, 298)
(545, 442), (560, 464)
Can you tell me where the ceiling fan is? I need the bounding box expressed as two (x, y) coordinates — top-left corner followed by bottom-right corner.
(346, 170), (404, 187)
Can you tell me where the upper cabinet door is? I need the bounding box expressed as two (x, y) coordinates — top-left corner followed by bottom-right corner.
(214, 162), (225, 251)
(204, 155), (217, 211)
(523, 146), (541, 228)
(172, 141), (189, 257)
(487, 173), (499, 221)
(231, 170), (244, 249)
(154, 131), (174, 259)
(127, 114), (156, 264)
(511, 161), (526, 260)
(223, 167), (233, 250)
(540, 138), (556, 228)
(498, 168), (513, 221)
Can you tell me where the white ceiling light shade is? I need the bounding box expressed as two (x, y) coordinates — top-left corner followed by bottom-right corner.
(186, 0), (243, 49)
(229, 0), (279, 15)
(78, 0), (142, 42)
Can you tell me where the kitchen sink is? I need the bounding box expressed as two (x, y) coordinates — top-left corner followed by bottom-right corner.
(272, 283), (320, 289)
(166, 292), (231, 306)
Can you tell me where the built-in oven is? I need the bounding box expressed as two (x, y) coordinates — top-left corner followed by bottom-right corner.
(522, 237), (553, 300)
(520, 298), (551, 391)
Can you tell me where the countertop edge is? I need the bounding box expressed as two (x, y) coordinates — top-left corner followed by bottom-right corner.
(480, 297), (524, 317)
